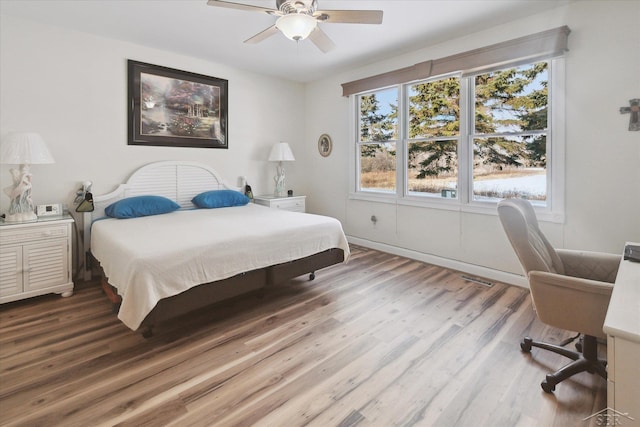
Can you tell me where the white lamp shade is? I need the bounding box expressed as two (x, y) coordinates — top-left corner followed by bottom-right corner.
(0, 132), (55, 164)
(276, 14), (317, 41)
(268, 142), (295, 162)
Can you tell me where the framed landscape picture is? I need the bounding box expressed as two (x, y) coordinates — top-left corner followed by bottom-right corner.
(128, 60), (228, 148)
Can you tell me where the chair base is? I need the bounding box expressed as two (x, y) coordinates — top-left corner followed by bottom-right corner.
(521, 335), (607, 393)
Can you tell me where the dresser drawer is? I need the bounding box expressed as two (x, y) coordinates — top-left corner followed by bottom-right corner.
(272, 198), (305, 212)
(254, 195), (306, 213)
(0, 224), (69, 245)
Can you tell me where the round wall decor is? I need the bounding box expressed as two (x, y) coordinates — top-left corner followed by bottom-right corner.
(318, 134), (332, 157)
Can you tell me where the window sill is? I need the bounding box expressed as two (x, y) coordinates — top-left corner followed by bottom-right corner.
(348, 191), (564, 223)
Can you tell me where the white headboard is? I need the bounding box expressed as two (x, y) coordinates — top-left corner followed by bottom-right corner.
(82, 161), (238, 279)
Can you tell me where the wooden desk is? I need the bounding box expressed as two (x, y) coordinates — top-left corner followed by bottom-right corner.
(604, 243), (640, 426)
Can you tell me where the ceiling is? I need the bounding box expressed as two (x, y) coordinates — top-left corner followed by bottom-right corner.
(0, 0), (572, 83)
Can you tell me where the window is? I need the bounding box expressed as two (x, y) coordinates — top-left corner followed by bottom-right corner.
(407, 76), (460, 198)
(348, 28), (569, 220)
(352, 58), (564, 219)
(357, 88), (397, 193)
(471, 62), (549, 204)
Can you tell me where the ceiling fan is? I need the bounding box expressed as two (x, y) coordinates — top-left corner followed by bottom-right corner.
(206, 0), (383, 53)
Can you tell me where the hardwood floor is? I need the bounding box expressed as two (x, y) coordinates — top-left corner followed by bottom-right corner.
(0, 245), (606, 426)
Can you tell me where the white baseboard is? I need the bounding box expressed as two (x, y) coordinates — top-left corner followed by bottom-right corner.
(346, 236), (529, 289)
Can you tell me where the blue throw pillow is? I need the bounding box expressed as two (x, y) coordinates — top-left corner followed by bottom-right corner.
(105, 195), (180, 219)
(192, 190), (249, 209)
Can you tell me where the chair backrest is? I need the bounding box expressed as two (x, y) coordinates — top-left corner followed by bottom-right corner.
(497, 198), (565, 275)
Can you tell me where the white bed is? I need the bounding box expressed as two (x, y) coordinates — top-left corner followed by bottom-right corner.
(84, 161), (350, 333)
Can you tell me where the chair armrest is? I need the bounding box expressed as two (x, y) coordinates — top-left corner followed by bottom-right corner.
(529, 270), (613, 339)
(556, 249), (620, 283)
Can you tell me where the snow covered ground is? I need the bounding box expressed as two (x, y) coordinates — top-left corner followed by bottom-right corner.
(474, 173), (546, 198)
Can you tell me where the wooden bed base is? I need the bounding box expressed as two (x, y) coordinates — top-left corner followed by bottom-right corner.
(96, 248), (344, 337)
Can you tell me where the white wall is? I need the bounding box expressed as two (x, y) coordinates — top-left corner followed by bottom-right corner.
(0, 14), (305, 216)
(301, 1), (640, 283)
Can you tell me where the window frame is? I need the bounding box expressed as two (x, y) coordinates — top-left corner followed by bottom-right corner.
(349, 57), (565, 223)
(404, 73), (462, 202)
(354, 87), (400, 197)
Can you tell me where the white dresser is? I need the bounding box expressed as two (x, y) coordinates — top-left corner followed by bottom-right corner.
(254, 195), (306, 213)
(603, 243), (640, 426)
(0, 215), (74, 303)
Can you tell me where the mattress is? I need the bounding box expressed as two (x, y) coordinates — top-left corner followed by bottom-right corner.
(91, 203), (350, 329)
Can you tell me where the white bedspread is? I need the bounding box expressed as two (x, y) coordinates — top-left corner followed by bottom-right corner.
(91, 204), (350, 330)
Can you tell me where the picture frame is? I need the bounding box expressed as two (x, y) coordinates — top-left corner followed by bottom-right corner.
(318, 134), (332, 157)
(128, 60), (228, 149)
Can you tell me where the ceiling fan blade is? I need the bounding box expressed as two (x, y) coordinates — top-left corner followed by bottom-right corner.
(244, 25), (280, 44)
(308, 27), (336, 53)
(314, 9), (383, 25)
(206, 0), (277, 15)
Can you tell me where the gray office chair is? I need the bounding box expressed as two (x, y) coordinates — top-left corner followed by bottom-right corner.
(497, 198), (620, 393)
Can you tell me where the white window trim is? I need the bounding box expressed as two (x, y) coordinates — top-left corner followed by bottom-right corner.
(349, 57), (566, 223)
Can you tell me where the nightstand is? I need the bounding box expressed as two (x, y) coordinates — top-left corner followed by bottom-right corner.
(254, 195), (306, 213)
(0, 214), (74, 303)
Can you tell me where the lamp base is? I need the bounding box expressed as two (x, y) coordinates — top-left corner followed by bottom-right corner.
(273, 163), (287, 198)
(3, 163), (38, 223)
(4, 211), (38, 223)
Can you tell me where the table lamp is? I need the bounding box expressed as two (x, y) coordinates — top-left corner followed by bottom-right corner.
(268, 142), (295, 197)
(1, 132), (55, 222)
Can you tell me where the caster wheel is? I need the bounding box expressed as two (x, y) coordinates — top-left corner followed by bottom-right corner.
(541, 379), (556, 393)
(521, 337), (533, 353)
(309, 272), (316, 281)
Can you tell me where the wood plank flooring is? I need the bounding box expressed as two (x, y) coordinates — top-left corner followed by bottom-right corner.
(0, 245), (607, 426)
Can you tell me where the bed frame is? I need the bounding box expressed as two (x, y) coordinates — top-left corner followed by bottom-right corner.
(83, 161), (345, 336)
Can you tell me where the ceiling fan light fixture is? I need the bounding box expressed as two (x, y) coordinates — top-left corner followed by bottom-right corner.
(276, 13), (317, 41)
